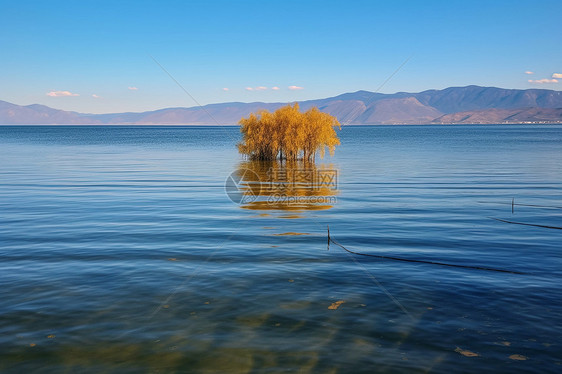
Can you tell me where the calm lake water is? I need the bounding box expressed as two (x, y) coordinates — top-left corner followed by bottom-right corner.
(1, 125), (561, 373)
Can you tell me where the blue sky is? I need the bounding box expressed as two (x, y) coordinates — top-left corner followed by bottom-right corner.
(1, 0), (561, 113)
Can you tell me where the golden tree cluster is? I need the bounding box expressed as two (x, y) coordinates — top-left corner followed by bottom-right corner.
(238, 103), (341, 161)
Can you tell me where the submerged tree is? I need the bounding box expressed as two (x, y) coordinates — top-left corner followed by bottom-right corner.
(238, 103), (341, 161)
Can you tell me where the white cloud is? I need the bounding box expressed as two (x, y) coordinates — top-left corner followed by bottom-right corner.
(288, 85), (304, 90)
(222, 87), (230, 91)
(246, 86), (268, 91)
(245, 87), (254, 91)
(46, 90), (79, 97)
(552, 73), (562, 79)
(528, 78), (558, 84)
(271, 86), (280, 90)
(92, 94), (101, 98)
(128, 86), (138, 90)
(525, 71), (534, 75)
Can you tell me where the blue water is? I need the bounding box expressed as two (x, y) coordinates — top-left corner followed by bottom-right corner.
(0, 125), (561, 373)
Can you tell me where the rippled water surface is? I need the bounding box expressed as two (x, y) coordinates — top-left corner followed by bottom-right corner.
(1, 125), (561, 373)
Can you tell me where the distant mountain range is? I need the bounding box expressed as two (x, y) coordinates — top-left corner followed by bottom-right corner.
(2, 85), (562, 125)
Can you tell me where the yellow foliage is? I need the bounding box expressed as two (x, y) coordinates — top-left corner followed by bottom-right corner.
(454, 347), (480, 357)
(328, 300), (345, 310)
(238, 103), (341, 161)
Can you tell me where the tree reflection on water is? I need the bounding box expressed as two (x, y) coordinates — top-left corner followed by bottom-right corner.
(234, 160), (339, 212)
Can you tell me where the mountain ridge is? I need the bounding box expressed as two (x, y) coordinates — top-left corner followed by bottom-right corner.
(2, 85), (562, 125)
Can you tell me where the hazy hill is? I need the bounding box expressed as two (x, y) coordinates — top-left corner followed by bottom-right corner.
(0, 100), (95, 124)
(413, 86), (562, 113)
(2, 85), (562, 125)
(433, 107), (562, 124)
